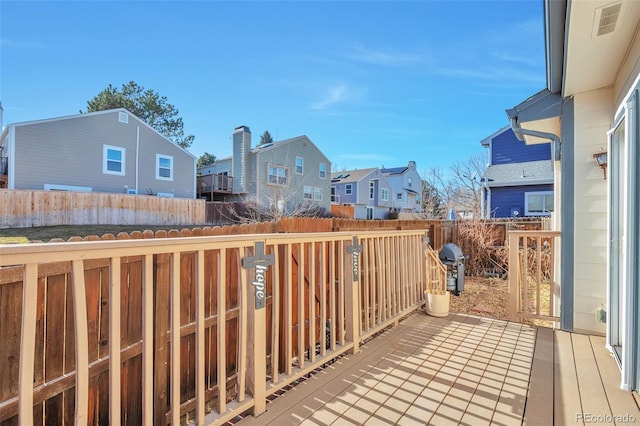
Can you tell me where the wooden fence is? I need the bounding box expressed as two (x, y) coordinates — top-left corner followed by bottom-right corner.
(0, 228), (445, 425)
(0, 190), (205, 228)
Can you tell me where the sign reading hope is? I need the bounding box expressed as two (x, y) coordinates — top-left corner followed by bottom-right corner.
(241, 242), (274, 309)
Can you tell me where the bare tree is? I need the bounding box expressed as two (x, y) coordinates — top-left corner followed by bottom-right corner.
(447, 152), (485, 218)
(421, 167), (448, 219)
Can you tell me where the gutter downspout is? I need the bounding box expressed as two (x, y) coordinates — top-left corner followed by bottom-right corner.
(508, 117), (561, 161)
(509, 109), (574, 332)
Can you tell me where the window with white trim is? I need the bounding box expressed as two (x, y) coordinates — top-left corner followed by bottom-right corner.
(408, 177), (412, 188)
(156, 154), (173, 180)
(525, 191), (554, 216)
(331, 186), (338, 202)
(381, 188), (389, 201)
(268, 164), (288, 186)
(369, 181), (375, 200)
(103, 145), (125, 176)
(397, 193), (403, 200)
(303, 185), (313, 200)
(319, 163), (326, 179)
(314, 187), (323, 201)
(345, 184), (352, 195)
(295, 157), (304, 174)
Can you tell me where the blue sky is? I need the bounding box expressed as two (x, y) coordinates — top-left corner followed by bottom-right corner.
(1, 0), (545, 176)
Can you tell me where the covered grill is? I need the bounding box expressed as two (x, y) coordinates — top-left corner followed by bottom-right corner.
(439, 243), (465, 296)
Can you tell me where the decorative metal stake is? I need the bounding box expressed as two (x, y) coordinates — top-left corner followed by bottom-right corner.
(242, 242), (274, 309)
(346, 236), (363, 282)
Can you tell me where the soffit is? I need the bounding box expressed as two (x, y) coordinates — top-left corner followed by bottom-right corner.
(563, 0), (640, 96)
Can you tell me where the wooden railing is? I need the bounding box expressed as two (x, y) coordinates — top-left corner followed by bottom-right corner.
(197, 173), (234, 197)
(508, 230), (561, 323)
(0, 229), (445, 425)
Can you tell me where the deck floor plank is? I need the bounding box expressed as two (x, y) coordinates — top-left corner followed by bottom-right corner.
(553, 330), (583, 425)
(234, 313), (639, 426)
(522, 327), (553, 426)
(589, 335), (640, 422)
(572, 333), (613, 423)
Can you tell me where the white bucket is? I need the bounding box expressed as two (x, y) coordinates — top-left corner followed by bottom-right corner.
(424, 291), (450, 317)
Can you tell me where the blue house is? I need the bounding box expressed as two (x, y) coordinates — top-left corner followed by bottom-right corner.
(480, 126), (554, 218)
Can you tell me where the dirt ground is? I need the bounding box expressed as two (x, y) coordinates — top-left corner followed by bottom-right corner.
(449, 276), (509, 320)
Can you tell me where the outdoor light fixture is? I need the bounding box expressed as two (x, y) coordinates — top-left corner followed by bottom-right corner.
(593, 151), (608, 179)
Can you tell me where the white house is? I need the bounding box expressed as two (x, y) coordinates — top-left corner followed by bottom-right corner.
(508, 0), (640, 391)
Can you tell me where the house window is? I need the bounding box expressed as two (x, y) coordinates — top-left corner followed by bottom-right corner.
(314, 187), (323, 201)
(295, 157), (304, 174)
(319, 163), (326, 179)
(366, 207), (374, 220)
(382, 188), (389, 201)
(345, 184), (352, 195)
(103, 145), (125, 176)
(397, 193), (403, 200)
(525, 191), (554, 216)
(156, 154), (173, 180)
(268, 164), (288, 186)
(408, 177), (412, 188)
(303, 186), (313, 200)
(369, 181), (375, 200)
(331, 186), (338, 203)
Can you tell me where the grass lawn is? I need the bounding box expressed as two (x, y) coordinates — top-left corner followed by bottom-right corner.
(0, 224), (208, 242)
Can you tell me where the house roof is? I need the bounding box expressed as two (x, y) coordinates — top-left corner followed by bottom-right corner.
(480, 125), (511, 148)
(380, 166), (407, 175)
(331, 168), (378, 184)
(0, 108), (197, 159)
(482, 160), (554, 187)
(252, 135), (331, 164)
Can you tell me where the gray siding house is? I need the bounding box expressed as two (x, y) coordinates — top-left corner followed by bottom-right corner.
(330, 168), (393, 219)
(199, 126), (331, 213)
(0, 109), (197, 198)
(380, 161), (423, 213)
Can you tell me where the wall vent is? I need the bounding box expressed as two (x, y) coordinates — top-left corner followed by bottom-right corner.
(118, 112), (129, 123)
(594, 2), (622, 36)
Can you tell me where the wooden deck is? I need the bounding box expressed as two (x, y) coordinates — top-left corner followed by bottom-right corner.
(236, 313), (639, 425)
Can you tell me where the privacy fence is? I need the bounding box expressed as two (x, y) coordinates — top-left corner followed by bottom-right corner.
(0, 227), (446, 425)
(0, 190), (205, 228)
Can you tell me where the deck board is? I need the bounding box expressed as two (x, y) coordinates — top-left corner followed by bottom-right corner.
(572, 333), (612, 423)
(235, 313), (639, 425)
(553, 330), (583, 425)
(522, 326), (553, 426)
(590, 335), (640, 421)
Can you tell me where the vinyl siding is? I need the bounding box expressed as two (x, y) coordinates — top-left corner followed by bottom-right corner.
(12, 110), (195, 197)
(571, 88), (610, 335)
(332, 183), (358, 205)
(491, 128), (552, 165)
(253, 137), (331, 211)
(489, 184), (553, 218)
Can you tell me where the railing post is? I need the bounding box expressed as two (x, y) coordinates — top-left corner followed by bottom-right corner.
(508, 233), (520, 322)
(345, 237), (362, 354)
(242, 242), (273, 417)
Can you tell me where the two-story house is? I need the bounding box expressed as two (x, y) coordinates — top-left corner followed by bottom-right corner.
(330, 168), (393, 219)
(0, 108), (197, 198)
(480, 126), (554, 218)
(380, 161), (423, 214)
(198, 126), (331, 213)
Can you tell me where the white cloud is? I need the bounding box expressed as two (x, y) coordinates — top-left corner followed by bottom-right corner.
(311, 84), (347, 110)
(345, 43), (423, 66)
(0, 38), (45, 49)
